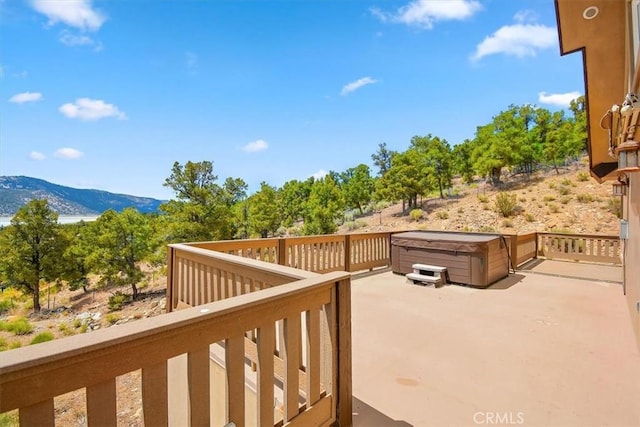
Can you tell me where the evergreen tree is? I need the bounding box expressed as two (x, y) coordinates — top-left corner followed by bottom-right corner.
(90, 208), (160, 300)
(0, 200), (64, 312)
(248, 182), (281, 237)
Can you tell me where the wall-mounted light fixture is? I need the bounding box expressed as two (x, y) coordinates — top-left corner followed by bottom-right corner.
(615, 140), (640, 172)
(612, 173), (629, 196)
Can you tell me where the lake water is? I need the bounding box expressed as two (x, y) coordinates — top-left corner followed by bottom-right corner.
(0, 215), (100, 227)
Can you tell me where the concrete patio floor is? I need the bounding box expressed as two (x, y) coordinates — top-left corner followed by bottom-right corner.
(351, 263), (640, 427)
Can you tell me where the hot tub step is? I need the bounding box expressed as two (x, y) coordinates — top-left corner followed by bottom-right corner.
(406, 272), (443, 287)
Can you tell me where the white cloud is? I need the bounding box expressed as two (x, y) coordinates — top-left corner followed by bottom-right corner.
(59, 98), (126, 121)
(514, 10), (538, 24)
(538, 91), (582, 108)
(9, 92), (43, 104)
(29, 151), (46, 161)
(30, 0), (106, 31)
(341, 77), (378, 96)
(312, 169), (328, 179)
(54, 147), (84, 159)
(471, 20), (557, 62)
(242, 139), (269, 153)
(59, 30), (103, 50)
(371, 0), (482, 29)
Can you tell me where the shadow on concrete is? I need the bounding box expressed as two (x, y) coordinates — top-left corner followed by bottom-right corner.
(351, 267), (392, 280)
(517, 258), (545, 270)
(353, 397), (413, 426)
(486, 273), (526, 290)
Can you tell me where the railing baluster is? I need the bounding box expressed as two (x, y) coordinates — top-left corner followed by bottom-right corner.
(142, 361), (168, 426)
(87, 378), (117, 426)
(306, 307), (321, 407)
(257, 323), (276, 426)
(226, 334), (245, 427)
(190, 259), (196, 306)
(20, 399), (54, 427)
(188, 347), (210, 426)
(281, 315), (301, 422)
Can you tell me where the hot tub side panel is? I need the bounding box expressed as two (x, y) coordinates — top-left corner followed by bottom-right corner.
(487, 238), (510, 285)
(392, 245), (472, 284)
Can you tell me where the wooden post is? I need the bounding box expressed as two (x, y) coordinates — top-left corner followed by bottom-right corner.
(335, 277), (352, 426)
(510, 235), (518, 270)
(278, 238), (287, 266)
(166, 246), (175, 313)
(344, 235), (351, 272)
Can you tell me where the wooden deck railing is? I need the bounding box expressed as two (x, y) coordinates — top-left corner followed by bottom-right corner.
(182, 232), (393, 276)
(537, 232), (621, 264)
(0, 251), (353, 427)
(504, 232), (539, 268)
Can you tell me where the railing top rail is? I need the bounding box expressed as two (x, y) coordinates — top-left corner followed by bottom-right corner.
(0, 270), (350, 412)
(186, 238), (280, 249)
(169, 243), (317, 280)
(348, 232), (392, 241)
(284, 235), (346, 244)
(538, 232), (619, 240)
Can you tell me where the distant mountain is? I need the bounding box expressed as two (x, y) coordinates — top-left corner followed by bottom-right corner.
(0, 176), (165, 216)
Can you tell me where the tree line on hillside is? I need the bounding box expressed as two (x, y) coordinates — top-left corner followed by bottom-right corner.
(0, 101), (586, 312)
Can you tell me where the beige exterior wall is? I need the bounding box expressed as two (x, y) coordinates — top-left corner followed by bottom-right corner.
(624, 173), (640, 350)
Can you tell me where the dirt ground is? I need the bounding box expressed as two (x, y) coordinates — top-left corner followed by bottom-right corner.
(339, 162), (620, 236)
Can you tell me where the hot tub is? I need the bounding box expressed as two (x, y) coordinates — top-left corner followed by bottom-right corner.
(391, 231), (510, 287)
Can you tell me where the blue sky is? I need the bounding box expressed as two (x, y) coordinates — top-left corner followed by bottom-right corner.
(0, 0), (583, 200)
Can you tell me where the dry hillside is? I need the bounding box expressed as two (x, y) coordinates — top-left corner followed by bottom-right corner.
(340, 161), (620, 236)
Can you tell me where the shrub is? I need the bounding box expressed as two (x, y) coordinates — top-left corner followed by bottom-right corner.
(0, 288), (24, 315)
(494, 192), (517, 217)
(436, 211), (449, 220)
(557, 185), (571, 195)
(560, 196), (572, 205)
(0, 338), (7, 352)
(30, 332), (54, 345)
(561, 178), (572, 186)
(0, 317), (34, 335)
(409, 209), (424, 221)
(577, 171), (589, 182)
(548, 182), (556, 189)
(0, 299), (13, 315)
(108, 291), (129, 311)
(548, 204), (560, 213)
(58, 323), (74, 336)
(502, 219), (514, 228)
(477, 194), (489, 203)
(344, 220), (367, 231)
(457, 207), (464, 214)
(576, 193), (595, 203)
(543, 195), (556, 202)
(607, 197), (622, 218)
(525, 213), (535, 222)
(479, 225), (496, 233)
(519, 197), (527, 203)
(0, 411), (19, 426)
(106, 313), (120, 325)
(73, 319), (82, 329)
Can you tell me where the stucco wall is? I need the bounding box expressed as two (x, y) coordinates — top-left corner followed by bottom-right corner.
(624, 173), (640, 351)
